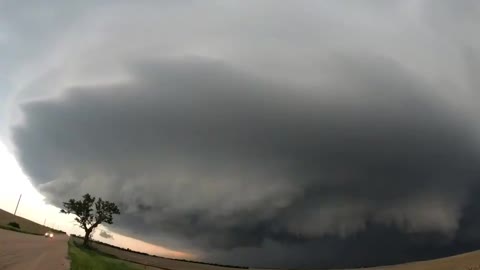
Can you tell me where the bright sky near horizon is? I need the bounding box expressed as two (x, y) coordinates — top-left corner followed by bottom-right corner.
(0, 141), (192, 260)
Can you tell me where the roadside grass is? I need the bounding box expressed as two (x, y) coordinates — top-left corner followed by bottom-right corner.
(68, 239), (143, 270)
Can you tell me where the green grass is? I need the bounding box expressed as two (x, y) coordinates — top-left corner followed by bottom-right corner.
(68, 239), (142, 270)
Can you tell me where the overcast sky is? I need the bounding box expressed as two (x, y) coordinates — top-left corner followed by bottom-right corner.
(2, 1), (480, 268)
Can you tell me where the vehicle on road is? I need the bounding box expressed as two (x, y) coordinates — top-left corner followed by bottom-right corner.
(44, 232), (53, 238)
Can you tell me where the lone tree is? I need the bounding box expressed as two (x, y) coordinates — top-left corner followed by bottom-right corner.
(60, 193), (120, 247)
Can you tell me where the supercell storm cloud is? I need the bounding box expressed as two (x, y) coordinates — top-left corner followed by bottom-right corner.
(4, 0), (480, 268)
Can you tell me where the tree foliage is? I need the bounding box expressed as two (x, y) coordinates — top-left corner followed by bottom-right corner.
(61, 193), (120, 247)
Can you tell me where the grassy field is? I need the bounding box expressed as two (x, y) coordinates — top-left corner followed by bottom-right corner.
(68, 239), (144, 270)
(0, 208), (52, 235)
(347, 249), (480, 270)
(0, 207), (66, 237)
(72, 236), (244, 270)
(0, 223), (43, 236)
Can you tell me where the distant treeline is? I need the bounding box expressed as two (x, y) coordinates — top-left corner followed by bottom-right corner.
(70, 234), (248, 269)
(49, 228), (67, 234)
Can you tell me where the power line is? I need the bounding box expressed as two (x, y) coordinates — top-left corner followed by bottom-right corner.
(14, 194), (22, 216)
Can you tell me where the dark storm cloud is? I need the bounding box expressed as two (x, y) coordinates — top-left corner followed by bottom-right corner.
(6, 0), (480, 268)
(12, 55), (480, 267)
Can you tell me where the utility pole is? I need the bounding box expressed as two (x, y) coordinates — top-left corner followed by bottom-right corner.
(14, 194), (22, 216)
(44, 218), (46, 226)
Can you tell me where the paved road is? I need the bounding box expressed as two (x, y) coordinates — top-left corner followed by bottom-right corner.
(0, 229), (69, 270)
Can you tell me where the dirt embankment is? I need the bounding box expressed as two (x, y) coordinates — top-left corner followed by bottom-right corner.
(0, 208), (62, 235)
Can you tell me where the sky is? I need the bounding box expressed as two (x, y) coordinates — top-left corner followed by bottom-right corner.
(1, 0), (480, 268)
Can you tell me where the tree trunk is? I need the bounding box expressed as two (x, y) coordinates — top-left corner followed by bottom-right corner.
(83, 230), (91, 248)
